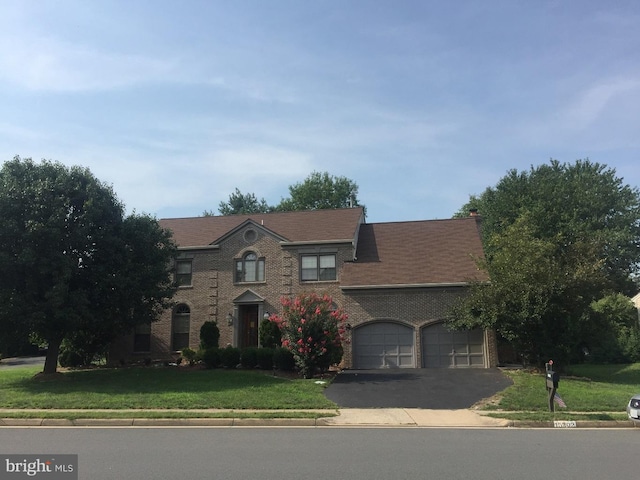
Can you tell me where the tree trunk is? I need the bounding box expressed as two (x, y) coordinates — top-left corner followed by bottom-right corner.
(43, 338), (62, 374)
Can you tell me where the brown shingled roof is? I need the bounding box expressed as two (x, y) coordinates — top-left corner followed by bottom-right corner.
(159, 207), (365, 247)
(340, 217), (487, 287)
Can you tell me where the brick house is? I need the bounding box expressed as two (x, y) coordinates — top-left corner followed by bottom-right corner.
(110, 207), (497, 369)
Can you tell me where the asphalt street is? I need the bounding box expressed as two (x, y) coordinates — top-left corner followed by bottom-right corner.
(1, 427), (637, 480)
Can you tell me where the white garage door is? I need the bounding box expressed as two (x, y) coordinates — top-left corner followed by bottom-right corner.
(422, 323), (485, 368)
(354, 322), (415, 369)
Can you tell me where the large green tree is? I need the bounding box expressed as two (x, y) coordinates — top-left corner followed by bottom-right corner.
(450, 159), (640, 365)
(204, 172), (364, 217)
(457, 159), (640, 292)
(208, 188), (272, 216)
(276, 171), (363, 212)
(0, 157), (177, 374)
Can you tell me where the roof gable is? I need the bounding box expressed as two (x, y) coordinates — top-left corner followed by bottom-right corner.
(214, 219), (288, 245)
(341, 217), (487, 288)
(233, 289), (265, 304)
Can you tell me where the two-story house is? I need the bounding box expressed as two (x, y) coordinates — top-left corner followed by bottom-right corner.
(110, 207), (497, 369)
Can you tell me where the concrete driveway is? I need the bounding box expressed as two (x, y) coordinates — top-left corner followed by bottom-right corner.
(324, 368), (513, 409)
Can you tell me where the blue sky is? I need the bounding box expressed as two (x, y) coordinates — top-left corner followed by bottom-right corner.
(1, 0), (638, 223)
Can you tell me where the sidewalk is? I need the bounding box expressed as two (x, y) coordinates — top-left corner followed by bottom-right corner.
(321, 409), (512, 427)
(0, 408), (636, 428)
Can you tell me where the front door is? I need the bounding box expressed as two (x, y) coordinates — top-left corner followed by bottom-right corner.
(240, 305), (259, 348)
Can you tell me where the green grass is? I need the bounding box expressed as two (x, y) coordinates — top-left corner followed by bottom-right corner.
(484, 411), (629, 422)
(2, 363), (639, 422)
(484, 363), (640, 414)
(0, 410), (335, 420)
(0, 366), (337, 410)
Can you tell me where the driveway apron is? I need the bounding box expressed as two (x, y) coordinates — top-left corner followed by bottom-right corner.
(324, 368), (513, 409)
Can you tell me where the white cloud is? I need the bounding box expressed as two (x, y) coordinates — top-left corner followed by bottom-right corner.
(62, 144), (314, 217)
(512, 75), (640, 149)
(562, 78), (640, 130)
(0, 33), (176, 92)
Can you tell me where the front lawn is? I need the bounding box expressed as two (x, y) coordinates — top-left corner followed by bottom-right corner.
(483, 363), (640, 420)
(0, 366), (337, 410)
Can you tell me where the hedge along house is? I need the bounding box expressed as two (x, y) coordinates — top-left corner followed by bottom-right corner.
(110, 207), (497, 369)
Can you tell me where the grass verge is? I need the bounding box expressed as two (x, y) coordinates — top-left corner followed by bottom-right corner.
(483, 363), (640, 421)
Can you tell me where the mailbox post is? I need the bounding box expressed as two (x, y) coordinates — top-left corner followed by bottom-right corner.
(545, 360), (560, 412)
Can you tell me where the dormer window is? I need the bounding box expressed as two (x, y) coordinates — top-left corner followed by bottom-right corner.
(235, 251), (265, 283)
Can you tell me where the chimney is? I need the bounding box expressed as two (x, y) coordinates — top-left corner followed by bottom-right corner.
(469, 209), (479, 217)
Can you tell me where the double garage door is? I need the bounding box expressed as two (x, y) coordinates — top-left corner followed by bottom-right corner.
(353, 322), (485, 369)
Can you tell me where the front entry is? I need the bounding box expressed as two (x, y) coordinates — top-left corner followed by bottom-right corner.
(240, 304), (259, 348)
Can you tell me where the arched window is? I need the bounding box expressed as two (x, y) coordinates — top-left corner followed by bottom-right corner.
(235, 251), (265, 283)
(172, 304), (190, 351)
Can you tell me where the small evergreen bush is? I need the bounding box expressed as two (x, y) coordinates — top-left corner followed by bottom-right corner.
(257, 348), (274, 370)
(201, 347), (220, 369)
(200, 321), (220, 350)
(259, 318), (281, 348)
(240, 347), (258, 368)
(220, 346), (241, 368)
(273, 347), (296, 371)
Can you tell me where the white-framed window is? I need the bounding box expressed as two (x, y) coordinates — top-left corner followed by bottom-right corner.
(301, 254), (336, 281)
(235, 252), (265, 283)
(175, 260), (193, 287)
(172, 304), (190, 351)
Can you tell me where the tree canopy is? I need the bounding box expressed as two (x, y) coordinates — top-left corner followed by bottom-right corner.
(204, 171), (364, 216)
(450, 159), (640, 365)
(276, 171), (362, 212)
(206, 188), (272, 216)
(0, 157), (177, 373)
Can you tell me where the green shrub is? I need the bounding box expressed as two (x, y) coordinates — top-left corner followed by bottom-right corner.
(259, 319), (281, 348)
(201, 348), (220, 369)
(220, 346), (241, 368)
(257, 348), (274, 370)
(240, 347), (258, 368)
(200, 321), (220, 350)
(181, 347), (197, 366)
(57, 334), (104, 367)
(273, 347), (296, 371)
(58, 346), (83, 368)
(619, 326), (640, 363)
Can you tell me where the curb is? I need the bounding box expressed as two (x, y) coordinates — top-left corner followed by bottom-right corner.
(0, 417), (321, 427)
(0, 417), (637, 428)
(509, 420), (638, 429)
(1, 409), (638, 428)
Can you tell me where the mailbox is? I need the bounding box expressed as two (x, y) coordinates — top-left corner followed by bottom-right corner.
(545, 360), (560, 412)
(546, 371), (559, 389)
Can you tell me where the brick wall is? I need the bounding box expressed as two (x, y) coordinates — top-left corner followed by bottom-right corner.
(339, 287), (498, 368)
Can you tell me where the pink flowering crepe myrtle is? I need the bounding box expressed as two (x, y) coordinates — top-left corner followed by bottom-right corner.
(269, 292), (348, 378)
